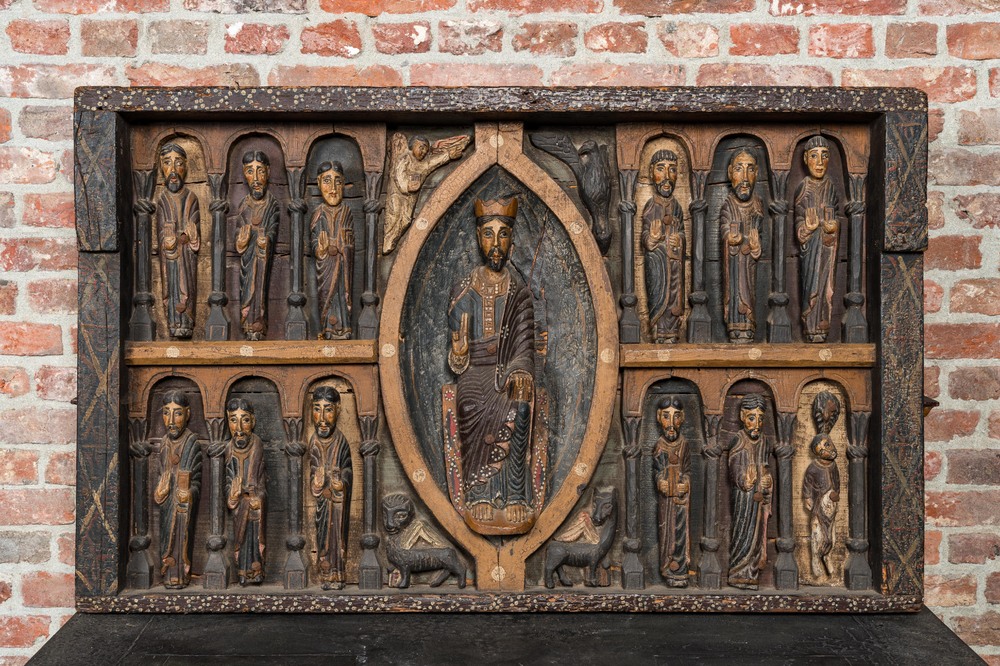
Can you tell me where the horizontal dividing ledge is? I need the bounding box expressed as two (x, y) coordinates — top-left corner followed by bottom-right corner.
(125, 340), (378, 366)
(620, 344), (876, 368)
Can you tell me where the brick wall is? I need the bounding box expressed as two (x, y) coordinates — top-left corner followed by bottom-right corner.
(0, 0), (998, 661)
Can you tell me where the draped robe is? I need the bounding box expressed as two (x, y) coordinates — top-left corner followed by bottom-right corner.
(653, 435), (691, 585)
(727, 429), (772, 588)
(226, 434), (267, 584)
(720, 193), (763, 340)
(154, 428), (202, 588)
(803, 447), (840, 577)
(642, 193), (685, 342)
(311, 202), (354, 339)
(236, 192), (279, 339)
(309, 430), (353, 586)
(794, 176), (842, 342)
(156, 187), (201, 337)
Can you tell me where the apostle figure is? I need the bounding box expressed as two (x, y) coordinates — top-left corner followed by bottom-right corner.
(447, 196), (541, 535)
(727, 393), (773, 590)
(720, 149), (764, 343)
(308, 386), (353, 590)
(225, 398), (267, 586)
(652, 396), (691, 587)
(641, 150), (685, 344)
(155, 142), (201, 339)
(802, 391), (841, 579)
(795, 136), (843, 343)
(310, 161), (354, 340)
(235, 150), (280, 341)
(384, 132), (471, 254)
(152, 390), (202, 589)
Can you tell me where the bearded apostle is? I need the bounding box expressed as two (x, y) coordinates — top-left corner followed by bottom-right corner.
(225, 398), (267, 586)
(728, 393), (773, 590)
(156, 143), (201, 339)
(642, 150), (685, 344)
(311, 161), (354, 340)
(308, 386), (353, 590)
(235, 150), (279, 341)
(653, 397), (691, 587)
(720, 150), (763, 343)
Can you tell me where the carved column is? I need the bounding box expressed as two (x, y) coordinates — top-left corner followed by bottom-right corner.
(773, 412), (798, 589)
(203, 418), (232, 589)
(767, 170), (792, 343)
(129, 170), (156, 341)
(618, 169), (641, 344)
(687, 170), (712, 343)
(204, 174), (230, 341)
(845, 410), (873, 590)
(126, 418), (153, 589)
(843, 174), (869, 343)
(621, 415), (643, 589)
(358, 415), (383, 589)
(358, 171), (383, 340)
(285, 168), (309, 340)
(698, 414), (723, 589)
(282, 418), (307, 589)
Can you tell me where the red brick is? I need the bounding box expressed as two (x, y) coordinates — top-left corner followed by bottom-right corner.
(149, 20), (209, 55)
(927, 191), (944, 229)
(924, 409), (979, 442)
(0, 325), (63, 357)
(0, 148), (58, 185)
(925, 234), (981, 270)
(0, 656), (30, 666)
(953, 612), (1000, 647)
(0, 532), (50, 564)
(919, 0), (998, 13)
(0, 65), (119, 99)
(991, 70), (1000, 98)
(925, 574), (978, 607)
(947, 449), (1000, 485)
(81, 20), (138, 57)
(617, 0), (751, 13)
(926, 324), (1000, 359)
(0, 368), (30, 398)
(952, 280), (1000, 316)
(948, 23), (1000, 60)
(18, 106), (72, 143)
(58, 149), (72, 182)
(986, 573), (1000, 604)
(23, 193), (73, 229)
(6, 20), (70, 55)
(57, 532), (73, 566)
(949, 532), (1000, 564)
(34, 0), (167, 11)
(729, 24), (798, 56)
(267, 65), (403, 87)
(551, 64), (685, 87)
(886, 22), (937, 58)
(26, 279), (76, 315)
(585, 22), (648, 54)
(808, 24), (873, 58)
(321, 0), (450, 14)
(126, 63), (259, 87)
(932, 149), (1000, 187)
(929, 109), (944, 143)
(925, 365), (940, 399)
(412, 64), (544, 87)
(513, 22), (576, 56)
(373, 22), (431, 55)
(697, 64), (833, 86)
(470, 0), (598, 11)
(925, 450), (942, 481)
(70, 326), (76, 354)
(0, 281), (16, 316)
(0, 488), (73, 525)
(924, 279), (943, 314)
(0, 110), (9, 145)
(0, 193), (12, 229)
(771, 0), (904, 14)
(439, 20), (502, 55)
(45, 451), (75, 486)
(658, 22), (718, 58)
(301, 21), (362, 57)
(928, 490), (1000, 526)
(0, 406), (75, 444)
(223, 23), (289, 55)
(925, 529), (942, 565)
(0, 450), (38, 485)
(184, 0), (305, 9)
(0, 581), (10, 606)
(991, 411), (1000, 439)
(35, 366), (75, 402)
(0, 616), (49, 649)
(954, 194), (1000, 229)
(0, 238), (76, 272)
(22, 571), (73, 608)
(982, 657), (1000, 666)
(959, 109), (1000, 145)
(842, 67), (976, 104)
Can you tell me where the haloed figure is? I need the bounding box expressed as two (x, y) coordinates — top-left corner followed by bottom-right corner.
(311, 161), (355, 340)
(153, 390), (202, 589)
(803, 391), (841, 579)
(642, 150), (686, 344)
(653, 396), (691, 587)
(156, 142), (201, 339)
(727, 393), (772, 590)
(235, 150), (279, 341)
(225, 398), (267, 586)
(308, 386), (353, 590)
(720, 150), (763, 343)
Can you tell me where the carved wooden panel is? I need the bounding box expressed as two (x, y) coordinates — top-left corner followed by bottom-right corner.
(74, 87), (926, 613)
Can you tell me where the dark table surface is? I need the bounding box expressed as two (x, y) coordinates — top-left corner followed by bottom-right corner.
(28, 606), (982, 665)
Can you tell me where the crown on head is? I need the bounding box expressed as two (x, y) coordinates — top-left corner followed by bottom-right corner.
(475, 197), (518, 220)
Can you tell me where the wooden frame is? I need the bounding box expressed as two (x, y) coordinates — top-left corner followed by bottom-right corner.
(75, 86), (926, 612)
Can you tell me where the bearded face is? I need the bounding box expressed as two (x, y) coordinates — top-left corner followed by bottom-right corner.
(311, 399), (339, 439)
(227, 408), (255, 450)
(243, 160), (269, 201)
(650, 158), (678, 199)
(476, 218), (513, 273)
(657, 405), (684, 442)
(162, 401), (190, 440)
(728, 153), (758, 203)
(740, 407), (764, 440)
(160, 151), (187, 194)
